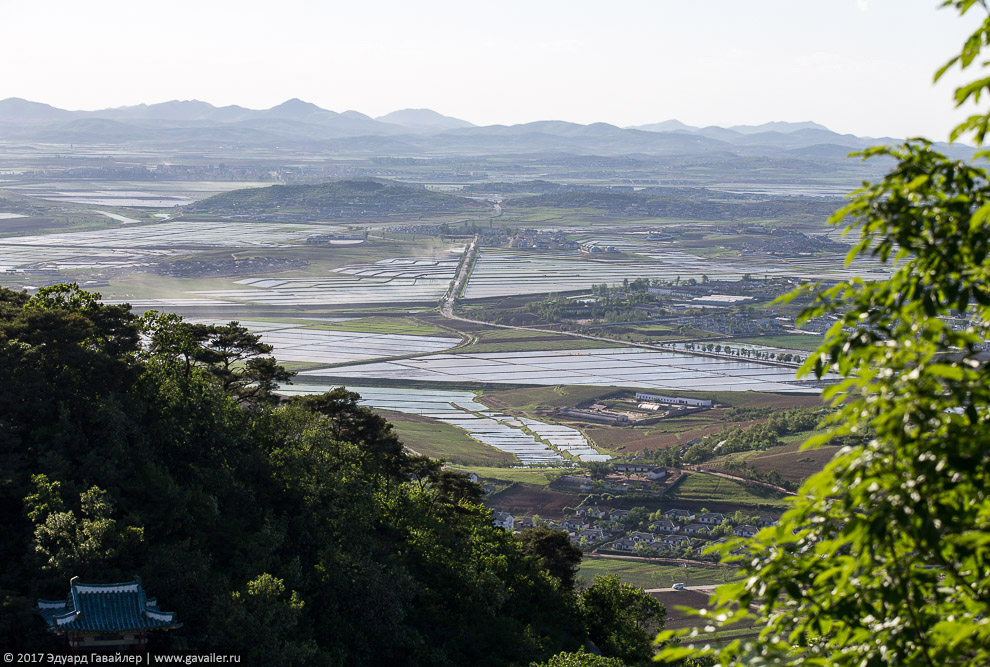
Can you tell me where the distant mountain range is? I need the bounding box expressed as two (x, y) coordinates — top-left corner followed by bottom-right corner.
(0, 97), (969, 159)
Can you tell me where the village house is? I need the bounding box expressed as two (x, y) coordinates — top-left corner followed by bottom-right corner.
(578, 528), (607, 542)
(609, 509), (631, 522)
(733, 525), (759, 538)
(576, 506), (608, 519)
(494, 512), (514, 531)
(662, 535), (692, 547)
(611, 536), (638, 551)
(698, 512), (726, 525)
(562, 517), (591, 532)
(756, 515), (778, 527)
(664, 509), (695, 521)
(517, 516), (536, 530)
(627, 531), (656, 543)
(682, 523), (711, 535)
(650, 519), (678, 533)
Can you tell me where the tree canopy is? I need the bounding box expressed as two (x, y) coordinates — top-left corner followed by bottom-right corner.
(658, 2), (990, 664)
(0, 284), (668, 664)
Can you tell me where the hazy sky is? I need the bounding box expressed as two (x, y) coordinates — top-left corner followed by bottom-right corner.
(0, 0), (981, 139)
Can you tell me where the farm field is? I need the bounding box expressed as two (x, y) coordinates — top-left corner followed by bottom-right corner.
(579, 557), (740, 590)
(663, 472), (791, 510)
(453, 329), (624, 354)
(710, 438), (842, 483)
(484, 482), (581, 517)
(276, 384), (610, 464)
(449, 468), (563, 487)
(189, 318), (459, 365)
(378, 410), (514, 466)
(293, 316), (452, 336)
(480, 385), (619, 411)
(463, 246), (890, 300)
(0, 219), (338, 249)
(193, 254), (463, 306)
(584, 418), (738, 454)
(299, 347), (825, 392)
(2, 179), (276, 207)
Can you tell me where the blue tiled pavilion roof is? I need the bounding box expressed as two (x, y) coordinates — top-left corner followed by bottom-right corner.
(37, 577), (180, 634)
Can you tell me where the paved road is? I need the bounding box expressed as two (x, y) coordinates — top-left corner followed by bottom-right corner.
(645, 585), (719, 594)
(441, 236), (477, 318)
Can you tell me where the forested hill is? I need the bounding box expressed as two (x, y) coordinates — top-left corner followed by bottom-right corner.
(506, 187), (841, 221)
(184, 178), (485, 220)
(0, 284), (667, 666)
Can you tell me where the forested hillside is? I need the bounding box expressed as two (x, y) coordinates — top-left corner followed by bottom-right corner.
(506, 188), (839, 220)
(184, 178), (482, 220)
(0, 285), (667, 666)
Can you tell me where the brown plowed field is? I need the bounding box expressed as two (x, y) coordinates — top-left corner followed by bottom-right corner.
(650, 590), (715, 629)
(585, 416), (762, 453)
(736, 440), (842, 483)
(487, 483), (581, 519)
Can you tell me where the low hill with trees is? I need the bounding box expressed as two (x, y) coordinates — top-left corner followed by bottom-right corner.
(183, 178), (485, 220)
(505, 187), (839, 221)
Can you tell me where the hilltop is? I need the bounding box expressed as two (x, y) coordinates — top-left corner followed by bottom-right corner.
(183, 178), (485, 220)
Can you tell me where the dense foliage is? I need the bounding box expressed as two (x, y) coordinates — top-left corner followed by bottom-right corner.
(0, 284), (662, 665)
(658, 2), (990, 663)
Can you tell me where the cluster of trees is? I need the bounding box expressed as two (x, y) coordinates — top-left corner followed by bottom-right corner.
(528, 291), (666, 325)
(0, 284), (671, 665)
(682, 408), (821, 465)
(681, 342), (803, 364)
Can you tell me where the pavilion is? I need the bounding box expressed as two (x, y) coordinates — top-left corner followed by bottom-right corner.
(36, 576), (180, 652)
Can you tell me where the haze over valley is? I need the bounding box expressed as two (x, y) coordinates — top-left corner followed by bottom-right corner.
(4, 1), (987, 662)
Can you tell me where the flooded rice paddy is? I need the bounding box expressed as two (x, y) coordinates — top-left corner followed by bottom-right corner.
(191, 319), (460, 364)
(276, 384), (609, 465)
(464, 248), (888, 299)
(299, 347), (820, 393)
(194, 256), (462, 305)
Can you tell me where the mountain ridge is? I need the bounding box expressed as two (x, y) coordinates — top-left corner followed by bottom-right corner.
(0, 97), (970, 160)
